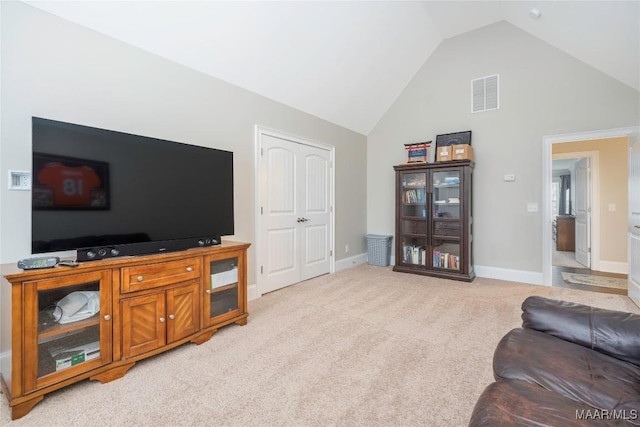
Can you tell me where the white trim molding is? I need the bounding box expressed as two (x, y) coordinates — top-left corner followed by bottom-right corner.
(247, 283), (259, 301)
(598, 261), (628, 275)
(335, 252), (368, 272)
(475, 265), (545, 286)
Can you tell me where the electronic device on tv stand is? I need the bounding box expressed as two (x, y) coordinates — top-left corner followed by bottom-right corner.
(76, 236), (221, 262)
(32, 117), (234, 262)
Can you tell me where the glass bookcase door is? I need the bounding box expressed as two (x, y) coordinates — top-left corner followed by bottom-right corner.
(401, 172), (427, 217)
(431, 170), (462, 271)
(24, 270), (111, 392)
(400, 172), (427, 266)
(205, 254), (244, 325)
(432, 171), (461, 220)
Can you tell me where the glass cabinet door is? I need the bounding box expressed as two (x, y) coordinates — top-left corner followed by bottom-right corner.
(24, 270), (111, 392)
(431, 170), (462, 271)
(204, 252), (245, 326)
(432, 170), (461, 219)
(400, 172), (427, 265)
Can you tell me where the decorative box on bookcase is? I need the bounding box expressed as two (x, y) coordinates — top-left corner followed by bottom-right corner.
(393, 160), (474, 281)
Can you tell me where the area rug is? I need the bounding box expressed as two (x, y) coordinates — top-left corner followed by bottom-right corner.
(562, 272), (627, 290)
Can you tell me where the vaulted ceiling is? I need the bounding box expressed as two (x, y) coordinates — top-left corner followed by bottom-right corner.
(24, 1), (640, 135)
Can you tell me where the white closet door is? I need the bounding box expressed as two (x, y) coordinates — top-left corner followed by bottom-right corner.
(299, 144), (331, 281)
(260, 135), (331, 294)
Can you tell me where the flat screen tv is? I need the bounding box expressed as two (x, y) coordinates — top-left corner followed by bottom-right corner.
(32, 117), (234, 261)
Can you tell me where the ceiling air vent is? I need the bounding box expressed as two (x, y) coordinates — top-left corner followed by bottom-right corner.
(471, 74), (499, 113)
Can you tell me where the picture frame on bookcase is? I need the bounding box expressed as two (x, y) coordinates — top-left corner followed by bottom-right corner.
(435, 131), (472, 148)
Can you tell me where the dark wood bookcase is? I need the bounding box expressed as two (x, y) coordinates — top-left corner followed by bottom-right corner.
(393, 160), (474, 281)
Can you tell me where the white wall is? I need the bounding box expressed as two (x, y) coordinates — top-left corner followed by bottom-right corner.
(367, 21), (639, 282)
(0, 2), (368, 284)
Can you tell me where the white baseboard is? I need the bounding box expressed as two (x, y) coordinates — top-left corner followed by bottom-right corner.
(335, 252), (367, 272)
(474, 265), (546, 286)
(248, 283), (259, 301)
(250, 260), (623, 300)
(597, 261), (628, 275)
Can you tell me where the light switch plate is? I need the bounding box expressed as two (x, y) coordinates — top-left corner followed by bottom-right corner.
(504, 174), (516, 182)
(527, 202), (539, 213)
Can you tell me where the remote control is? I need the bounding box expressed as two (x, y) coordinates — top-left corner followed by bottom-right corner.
(57, 260), (79, 267)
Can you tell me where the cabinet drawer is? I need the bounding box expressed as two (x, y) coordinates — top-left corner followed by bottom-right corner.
(122, 258), (201, 293)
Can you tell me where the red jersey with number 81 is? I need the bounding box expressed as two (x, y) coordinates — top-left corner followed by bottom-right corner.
(37, 162), (101, 206)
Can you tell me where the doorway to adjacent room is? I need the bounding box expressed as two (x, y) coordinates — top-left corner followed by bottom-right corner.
(543, 129), (636, 295)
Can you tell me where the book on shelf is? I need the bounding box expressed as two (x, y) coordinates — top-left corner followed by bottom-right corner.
(403, 244), (426, 265)
(443, 176), (460, 185)
(432, 251), (460, 270)
(404, 188), (426, 204)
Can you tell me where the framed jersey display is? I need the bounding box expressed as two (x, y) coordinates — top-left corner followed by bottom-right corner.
(33, 153), (110, 210)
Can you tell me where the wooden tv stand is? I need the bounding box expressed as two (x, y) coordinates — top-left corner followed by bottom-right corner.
(0, 241), (250, 420)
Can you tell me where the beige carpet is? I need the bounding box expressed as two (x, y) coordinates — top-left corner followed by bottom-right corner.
(562, 272), (628, 290)
(2, 265), (638, 426)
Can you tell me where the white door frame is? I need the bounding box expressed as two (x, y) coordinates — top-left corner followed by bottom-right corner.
(629, 136), (640, 307)
(254, 125), (335, 298)
(542, 126), (640, 286)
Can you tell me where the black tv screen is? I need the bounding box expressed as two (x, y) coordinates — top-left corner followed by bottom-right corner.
(32, 117), (234, 260)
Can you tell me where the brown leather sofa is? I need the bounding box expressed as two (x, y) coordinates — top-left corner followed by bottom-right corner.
(469, 296), (640, 426)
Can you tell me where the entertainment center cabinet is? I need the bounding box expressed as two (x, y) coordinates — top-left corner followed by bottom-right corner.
(0, 241), (249, 420)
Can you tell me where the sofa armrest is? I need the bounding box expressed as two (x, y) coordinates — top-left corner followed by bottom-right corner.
(521, 296), (640, 366)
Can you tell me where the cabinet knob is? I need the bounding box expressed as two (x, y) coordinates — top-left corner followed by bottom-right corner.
(104, 314), (111, 321)
(186, 266), (193, 272)
(137, 275), (144, 282)
(159, 317), (165, 323)
(169, 314), (175, 320)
